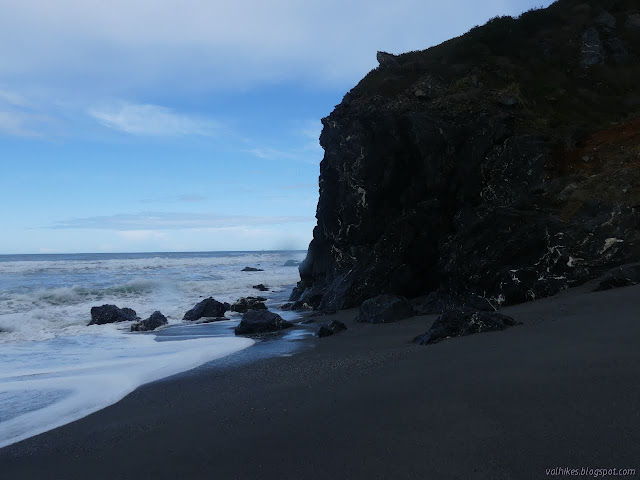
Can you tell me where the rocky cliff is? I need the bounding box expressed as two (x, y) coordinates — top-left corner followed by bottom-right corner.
(292, 0), (640, 310)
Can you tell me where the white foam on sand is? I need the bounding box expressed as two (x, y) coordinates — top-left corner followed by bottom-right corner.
(0, 332), (254, 449)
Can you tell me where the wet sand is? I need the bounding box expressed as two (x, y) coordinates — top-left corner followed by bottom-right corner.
(1, 284), (639, 479)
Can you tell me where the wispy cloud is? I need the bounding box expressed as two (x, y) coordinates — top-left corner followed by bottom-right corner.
(140, 194), (207, 204)
(0, 88), (29, 108)
(248, 119), (323, 165)
(45, 212), (310, 230)
(88, 102), (220, 136)
(0, 111), (47, 137)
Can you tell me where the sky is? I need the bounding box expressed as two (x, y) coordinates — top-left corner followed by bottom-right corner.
(0, 0), (554, 254)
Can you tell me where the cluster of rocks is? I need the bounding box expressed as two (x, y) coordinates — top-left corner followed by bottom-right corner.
(230, 296), (267, 313)
(88, 305), (170, 332)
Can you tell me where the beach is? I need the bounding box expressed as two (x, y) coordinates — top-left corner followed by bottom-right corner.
(1, 283), (638, 479)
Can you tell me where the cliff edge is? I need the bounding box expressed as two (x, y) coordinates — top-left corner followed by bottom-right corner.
(293, 0), (640, 310)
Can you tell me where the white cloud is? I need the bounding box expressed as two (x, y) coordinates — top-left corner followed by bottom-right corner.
(88, 102), (219, 136)
(46, 212), (310, 230)
(0, 0), (555, 94)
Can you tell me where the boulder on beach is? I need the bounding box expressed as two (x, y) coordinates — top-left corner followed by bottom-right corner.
(183, 297), (227, 321)
(252, 284), (269, 292)
(412, 308), (520, 345)
(242, 266), (264, 272)
(231, 297), (268, 313)
(356, 295), (414, 324)
(234, 310), (293, 335)
(131, 311), (168, 332)
(317, 320), (347, 338)
(283, 260), (300, 267)
(88, 304), (138, 326)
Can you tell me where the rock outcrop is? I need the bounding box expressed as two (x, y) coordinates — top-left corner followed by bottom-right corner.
(183, 297), (227, 321)
(317, 320), (347, 338)
(89, 305), (138, 326)
(594, 263), (640, 291)
(292, 1), (640, 311)
(231, 297), (268, 313)
(131, 311), (168, 332)
(242, 267), (263, 272)
(234, 310), (293, 335)
(412, 308), (520, 345)
(355, 295), (415, 324)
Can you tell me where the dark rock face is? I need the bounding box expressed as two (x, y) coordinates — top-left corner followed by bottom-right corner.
(252, 284), (269, 292)
(594, 11), (616, 31)
(595, 264), (640, 291)
(413, 308), (520, 345)
(317, 320), (347, 338)
(292, 2), (640, 311)
(356, 295), (415, 324)
(131, 311), (168, 332)
(234, 310), (293, 335)
(626, 14), (640, 30)
(231, 297), (268, 313)
(242, 267), (264, 272)
(283, 260), (301, 267)
(183, 297), (227, 321)
(89, 305), (138, 326)
(580, 27), (604, 68)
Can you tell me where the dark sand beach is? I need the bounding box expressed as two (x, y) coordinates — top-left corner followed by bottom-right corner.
(1, 284), (638, 480)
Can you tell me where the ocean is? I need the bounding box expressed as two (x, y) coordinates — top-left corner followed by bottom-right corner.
(0, 250), (306, 448)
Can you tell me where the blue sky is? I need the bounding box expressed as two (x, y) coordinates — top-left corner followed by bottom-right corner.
(0, 0), (553, 254)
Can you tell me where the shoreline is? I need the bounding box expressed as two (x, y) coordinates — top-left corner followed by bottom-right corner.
(1, 284), (639, 479)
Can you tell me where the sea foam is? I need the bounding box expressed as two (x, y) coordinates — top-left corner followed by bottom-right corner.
(0, 333), (254, 448)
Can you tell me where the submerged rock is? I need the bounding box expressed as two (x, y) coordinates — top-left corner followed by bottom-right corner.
(183, 297), (227, 321)
(234, 310), (293, 335)
(231, 297), (268, 313)
(131, 311), (168, 332)
(317, 320), (347, 338)
(283, 260), (300, 267)
(242, 266), (264, 272)
(89, 305), (138, 326)
(356, 295), (415, 324)
(413, 308), (520, 345)
(594, 264), (640, 291)
(252, 284), (269, 292)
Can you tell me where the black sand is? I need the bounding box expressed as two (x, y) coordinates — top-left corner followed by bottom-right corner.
(1, 285), (639, 479)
